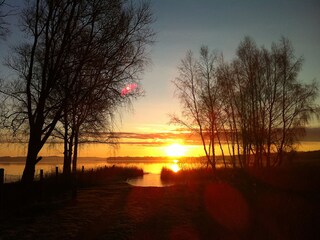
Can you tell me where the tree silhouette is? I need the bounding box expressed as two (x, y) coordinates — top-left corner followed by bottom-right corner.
(171, 47), (222, 169)
(1, 0), (154, 183)
(226, 37), (319, 167)
(51, 0), (153, 177)
(174, 37), (319, 168)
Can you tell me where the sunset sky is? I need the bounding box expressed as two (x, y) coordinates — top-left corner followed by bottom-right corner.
(0, 0), (320, 157)
(116, 0), (320, 157)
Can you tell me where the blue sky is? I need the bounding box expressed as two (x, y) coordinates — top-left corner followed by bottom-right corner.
(1, 0), (320, 133)
(121, 0), (320, 131)
(0, 0), (319, 156)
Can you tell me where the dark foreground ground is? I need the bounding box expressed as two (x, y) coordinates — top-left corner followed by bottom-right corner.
(0, 167), (320, 240)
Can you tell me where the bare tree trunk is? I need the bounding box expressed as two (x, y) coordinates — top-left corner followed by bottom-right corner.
(72, 128), (79, 174)
(63, 113), (71, 175)
(21, 129), (44, 183)
(21, 148), (37, 183)
(216, 124), (226, 168)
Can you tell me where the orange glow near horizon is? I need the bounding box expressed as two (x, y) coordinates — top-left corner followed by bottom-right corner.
(0, 140), (319, 158)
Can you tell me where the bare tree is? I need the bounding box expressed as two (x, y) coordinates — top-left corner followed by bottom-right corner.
(172, 47), (221, 169)
(217, 37), (319, 168)
(57, 0), (153, 176)
(232, 37), (266, 167)
(1, 0), (154, 183)
(174, 37), (319, 169)
(216, 59), (242, 168)
(270, 38), (319, 165)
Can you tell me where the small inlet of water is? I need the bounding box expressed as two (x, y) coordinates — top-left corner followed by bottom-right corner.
(127, 173), (174, 187)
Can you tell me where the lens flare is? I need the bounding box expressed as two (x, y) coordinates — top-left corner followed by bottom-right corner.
(121, 83), (138, 96)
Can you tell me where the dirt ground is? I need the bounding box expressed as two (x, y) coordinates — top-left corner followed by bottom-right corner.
(0, 180), (319, 240)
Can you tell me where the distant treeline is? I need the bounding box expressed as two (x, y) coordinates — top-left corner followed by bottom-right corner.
(0, 150), (318, 165)
(0, 156), (106, 164)
(107, 156), (177, 163)
(106, 150), (320, 165)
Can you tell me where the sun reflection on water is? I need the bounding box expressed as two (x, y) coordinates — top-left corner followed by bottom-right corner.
(170, 160), (181, 173)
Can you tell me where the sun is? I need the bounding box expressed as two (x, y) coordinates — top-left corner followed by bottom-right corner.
(165, 143), (186, 157)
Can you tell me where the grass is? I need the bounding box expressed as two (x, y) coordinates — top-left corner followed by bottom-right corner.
(161, 164), (320, 195)
(159, 165), (320, 239)
(1, 162), (320, 239)
(161, 166), (214, 182)
(77, 165), (143, 186)
(0, 166), (143, 219)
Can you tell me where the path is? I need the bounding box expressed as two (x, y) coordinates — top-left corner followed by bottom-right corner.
(0, 181), (319, 239)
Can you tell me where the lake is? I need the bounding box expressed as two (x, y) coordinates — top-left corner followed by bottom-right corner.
(0, 158), (188, 186)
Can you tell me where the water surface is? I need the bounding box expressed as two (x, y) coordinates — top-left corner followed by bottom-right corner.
(127, 173), (174, 187)
(0, 159), (184, 185)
